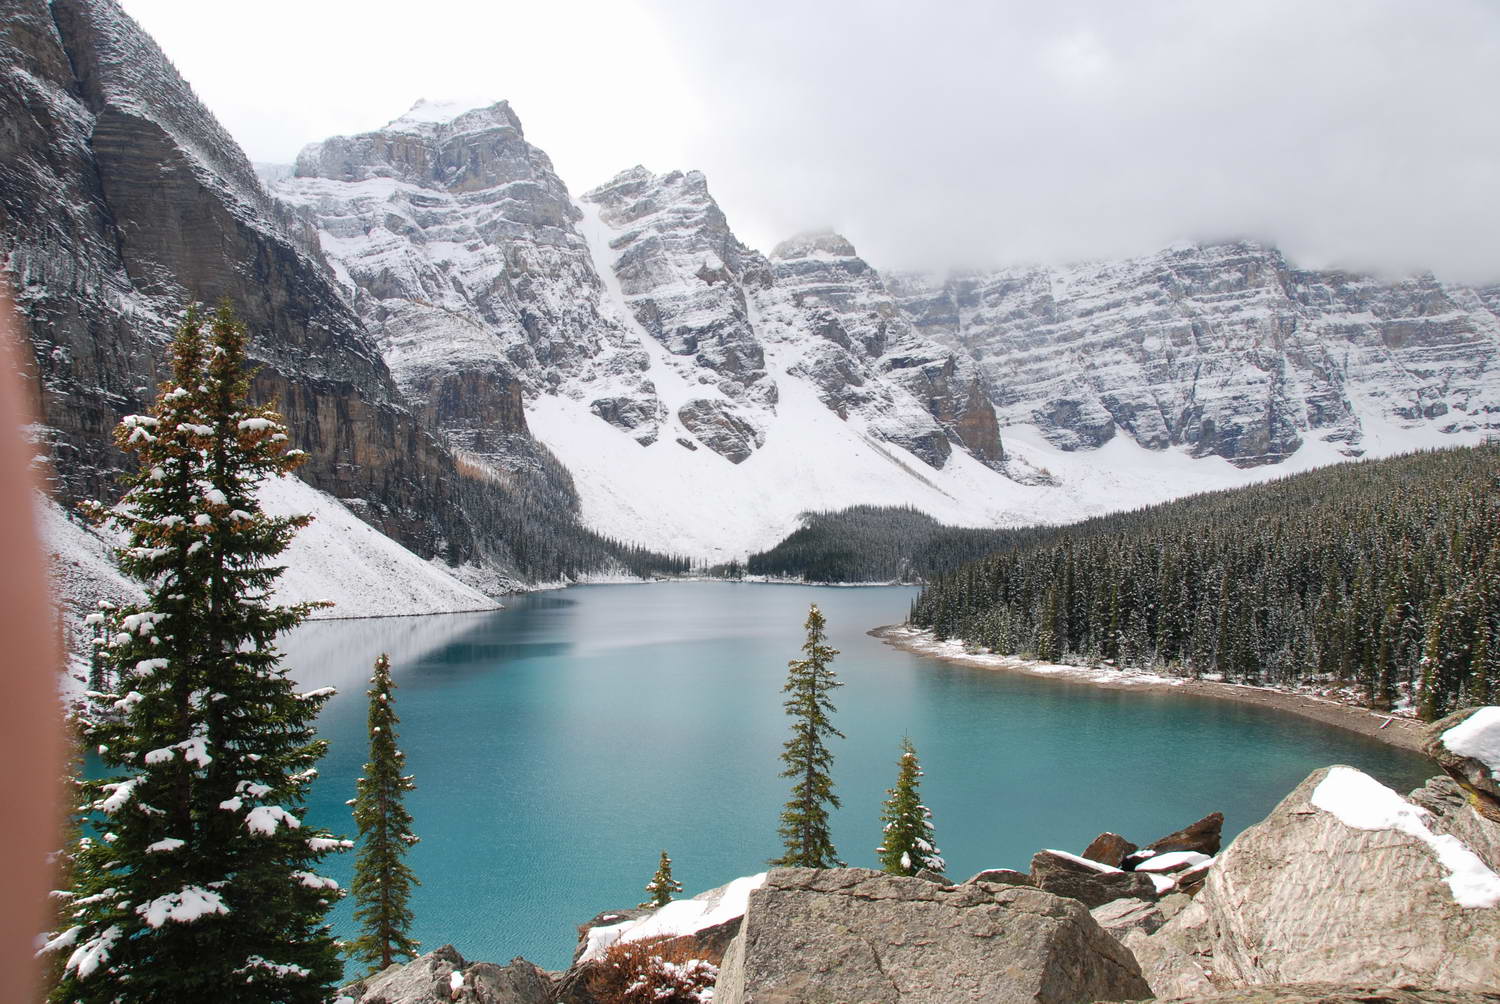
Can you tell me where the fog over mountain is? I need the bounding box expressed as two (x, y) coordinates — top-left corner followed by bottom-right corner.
(117, 0), (1500, 281)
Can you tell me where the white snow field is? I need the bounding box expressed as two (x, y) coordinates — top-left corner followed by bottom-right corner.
(41, 473), (496, 640)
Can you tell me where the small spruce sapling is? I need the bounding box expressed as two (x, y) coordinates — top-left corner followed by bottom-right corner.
(773, 604), (844, 868)
(351, 653), (421, 972)
(641, 850), (683, 909)
(876, 737), (945, 876)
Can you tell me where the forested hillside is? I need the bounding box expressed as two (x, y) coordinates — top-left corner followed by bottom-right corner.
(910, 446), (1500, 719)
(746, 505), (1027, 582)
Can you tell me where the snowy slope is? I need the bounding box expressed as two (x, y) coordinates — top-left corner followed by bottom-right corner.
(531, 204), (1459, 560)
(40, 475), (496, 650)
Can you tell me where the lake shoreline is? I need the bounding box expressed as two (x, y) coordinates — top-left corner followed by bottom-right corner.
(871, 624), (1429, 754)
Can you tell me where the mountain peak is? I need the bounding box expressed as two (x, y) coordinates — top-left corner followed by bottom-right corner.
(382, 97), (520, 135)
(771, 230), (858, 261)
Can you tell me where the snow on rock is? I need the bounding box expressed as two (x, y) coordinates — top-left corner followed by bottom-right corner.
(1134, 851), (1213, 873)
(1311, 766), (1500, 908)
(580, 872), (768, 963)
(1441, 707), (1500, 780)
(1039, 849), (1123, 874)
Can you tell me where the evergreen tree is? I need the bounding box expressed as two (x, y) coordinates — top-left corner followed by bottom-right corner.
(350, 653), (421, 972)
(876, 738), (944, 876)
(48, 304), (344, 1003)
(773, 604), (844, 868)
(640, 850), (683, 908)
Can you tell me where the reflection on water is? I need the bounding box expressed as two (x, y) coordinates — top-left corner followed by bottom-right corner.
(288, 582), (1430, 973)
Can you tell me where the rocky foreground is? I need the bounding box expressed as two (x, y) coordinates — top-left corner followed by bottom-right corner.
(339, 707), (1500, 1003)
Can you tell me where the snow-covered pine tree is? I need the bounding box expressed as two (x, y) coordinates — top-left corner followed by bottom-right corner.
(640, 849), (683, 908)
(876, 737), (944, 876)
(48, 304), (345, 1003)
(773, 604), (844, 869)
(351, 652), (421, 971)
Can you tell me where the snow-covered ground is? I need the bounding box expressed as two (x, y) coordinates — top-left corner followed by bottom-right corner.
(41, 474), (498, 656)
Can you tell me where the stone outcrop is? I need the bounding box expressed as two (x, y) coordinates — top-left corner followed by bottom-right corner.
(715, 867), (1150, 1004)
(963, 868), (1033, 887)
(890, 244), (1500, 467)
(1030, 850), (1160, 908)
(337, 945), (551, 1004)
(1090, 896), (1170, 938)
(1425, 707), (1500, 822)
(1125, 768), (1500, 996)
(1082, 832), (1139, 868)
(1142, 812), (1224, 857)
(1128, 986), (1500, 1004)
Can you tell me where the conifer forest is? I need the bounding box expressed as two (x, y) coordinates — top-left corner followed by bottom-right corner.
(910, 446), (1500, 719)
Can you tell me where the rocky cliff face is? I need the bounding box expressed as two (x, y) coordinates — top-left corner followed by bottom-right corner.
(1, 0), (485, 565)
(277, 100), (659, 483)
(766, 229), (1004, 469)
(891, 243), (1500, 466)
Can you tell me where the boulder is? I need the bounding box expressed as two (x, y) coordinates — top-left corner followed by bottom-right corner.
(1122, 985), (1500, 1004)
(1082, 832), (1139, 868)
(1425, 706), (1500, 823)
(963, 868), (1033, 887)
(1030, 849), (1160, 908)
(1143, 812), (1224, 857)
(1127, 766), (1500, 996)
(1410, 775), (1500, 871)
(1170, 860), (1214, 897)
(1090, 897), (1167, 937)
(715, 867), (1150, 1004)
(913, 867), (950, 884)
(337, 945), (551, 1004)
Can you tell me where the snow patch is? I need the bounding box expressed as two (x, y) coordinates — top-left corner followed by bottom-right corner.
(1041, 849), (1123, 873)
(1310, 766), (1500, 908)
(1440, 707), (1500, 780)
(136, 886), (229, 927)
(579, 872), (767, 963)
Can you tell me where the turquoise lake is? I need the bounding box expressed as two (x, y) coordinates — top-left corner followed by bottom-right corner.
(283, 582), (1431, 972)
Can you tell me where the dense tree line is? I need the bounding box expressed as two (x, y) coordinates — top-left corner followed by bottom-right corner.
(911, 447), (1500, 720)
(453, 446), (692, 582)
(748, 505), (1032, 583)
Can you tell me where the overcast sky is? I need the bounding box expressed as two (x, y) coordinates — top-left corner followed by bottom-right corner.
(118, 0), (1500, 281)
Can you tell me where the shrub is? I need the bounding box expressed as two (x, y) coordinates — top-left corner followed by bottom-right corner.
(584, 935), (718, 1004)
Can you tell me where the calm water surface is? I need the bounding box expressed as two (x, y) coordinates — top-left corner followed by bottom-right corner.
(283, 582), (1429, 971)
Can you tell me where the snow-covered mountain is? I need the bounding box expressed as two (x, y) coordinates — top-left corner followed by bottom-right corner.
(7, 0), (1500, 592)
(272, 109), (1037, 557)
(890, 244), (1500, 465)
(271, 99), (1500, 558)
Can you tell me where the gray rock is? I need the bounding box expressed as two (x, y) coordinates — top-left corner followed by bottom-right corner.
(1129, 766), (1500, 996)
(963, 868), (1033, 887)
(913, 867), (949, 884)
(715, 866), (1150, 1004)
(1082, 832), (1139, 868)
(1090, 897), (1167, 937)
(1030, 850), (1160, 908)
(1144, 812), (1224, 857)
(1410, 774), (1500, 871)
(1425, 707), (1500, 823)
(1119, 985), (1500, 1004)
(338, 945), (551, 1004)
